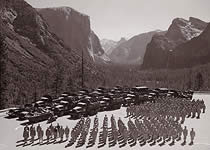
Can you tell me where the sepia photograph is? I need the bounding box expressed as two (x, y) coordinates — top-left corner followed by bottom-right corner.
(0, 0), (210, 149)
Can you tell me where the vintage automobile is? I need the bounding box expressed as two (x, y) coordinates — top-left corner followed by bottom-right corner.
(34, 100), (45, 107)
(98, 100), (108, 111)
(27, 112), (52, 123)
(6, 108), (24, 118)
(18, 111), (31, 121)
(69, 106), (86, 120)
(131, 86), (149, 95)
(110, 97), (122, 110)
(47, 115), (57, 124)
(53, 104), (69, 117)
(182, 90), (194, 99)
(123, 93), (136, 105)
(155, 88), (169, 97)
(86, 102), (100, 116)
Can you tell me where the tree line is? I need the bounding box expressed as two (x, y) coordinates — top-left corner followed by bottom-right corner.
(0, 32), (209, 109)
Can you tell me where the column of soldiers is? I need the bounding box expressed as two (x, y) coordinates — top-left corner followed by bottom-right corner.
(65, 117), (85, 147)
(117, 117), (129, 146)
(127, 118), (138, 146)
(22, 123), (70, 146)
(76, 116), (91, 147)
(109, 114), (118, 146)
(87, 115), (99, 148)
(98, 115), (108, 148)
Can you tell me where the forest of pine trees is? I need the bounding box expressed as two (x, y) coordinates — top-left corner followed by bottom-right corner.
(0, 31), (210, 109)
(101, 63), (210, 91)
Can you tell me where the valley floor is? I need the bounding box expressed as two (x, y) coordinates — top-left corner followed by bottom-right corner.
(0, 93), (210, 150)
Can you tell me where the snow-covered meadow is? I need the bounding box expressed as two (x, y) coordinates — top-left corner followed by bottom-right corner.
(0, 93), (209, 150)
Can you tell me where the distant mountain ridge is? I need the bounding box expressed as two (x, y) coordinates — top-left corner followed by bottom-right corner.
(109, 30), (164, 64)
(100, 38), (127, 55)
(142, 17), (208, 69)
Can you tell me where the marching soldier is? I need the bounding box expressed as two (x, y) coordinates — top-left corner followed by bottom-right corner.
(30, 125), (36, 143)
(53, 127), (58, 141)
(40, 129), (44, 144)
(46, 127), (51, 144)
(36, 124), (41, 135)
(56, 123), (60, 138)
(190, 128), (195, 144)
(64, 126), (70, 140)
(60, 126), (64, 142)
(183, 126), (188, 143)
(49, 123), (53, 139)
(201, 100), (206, 113)
(23, 126), (29, 145)
(196, 106), (201, 119)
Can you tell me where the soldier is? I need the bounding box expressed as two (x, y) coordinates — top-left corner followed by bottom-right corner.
(40, 129), (44, 144)
(25, 124), (29, 132)
(23, 127), (29, 145)
(37, 124), (41, 135)
(162, 129), (167, 144)
(196, 105), (201, 119)
(180, 110), (186, 124)
(94, 115), (98, 124)
(183, 126), (188, 143)
(171, 128), (177, 144)
(177, 124), (183, 141)
(29, 124), (34, 136)
(192, 106), (197, 118)
(190, 128), (195, 144)
(54, 127), (58, 141)
(30, 125), (36, 143)
(46, 127), (51, 144)
(64, 126), (70, 140)
(201, 100), (206, 113)
(49, 123), (53, 139)
(37, 127), (41, 144)
(60, 126), (64, 142)
(104, 115), (108, 122)
(56, 123), (60, 138)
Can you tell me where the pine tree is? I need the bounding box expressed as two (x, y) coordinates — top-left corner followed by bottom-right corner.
(0, 33), (8, 109)
(195, 73), (204, 91)
(51, 62), (64, 98)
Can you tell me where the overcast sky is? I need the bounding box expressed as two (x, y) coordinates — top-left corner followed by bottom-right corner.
(26, 0), (210, 41)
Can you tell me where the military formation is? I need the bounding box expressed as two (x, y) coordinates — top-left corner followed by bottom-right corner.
(18, 97), (205, 148)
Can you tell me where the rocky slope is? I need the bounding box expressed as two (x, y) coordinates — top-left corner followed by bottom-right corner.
(0, 0), (103, 107)
(37, 7), (109, 63)
(101, 38), (126, 55)
(109, 31), (163, 64)
(142, 17), (208, 69)
(170, 23), (210, 68)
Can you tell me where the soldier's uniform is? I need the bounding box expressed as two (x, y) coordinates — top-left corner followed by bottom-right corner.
(46, 127), (51, 143)
(183, 126), (188, 143)
(54, 127), (58, 141)
(190, 128), (195, 144)
(64, 126), (70, 140)
(23, 127), (29, 145)
(30, 126), (36, 143)
(60, 126), (64, 142)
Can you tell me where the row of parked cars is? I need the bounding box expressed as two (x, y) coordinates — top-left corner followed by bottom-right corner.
(6, 86), (194, 123)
